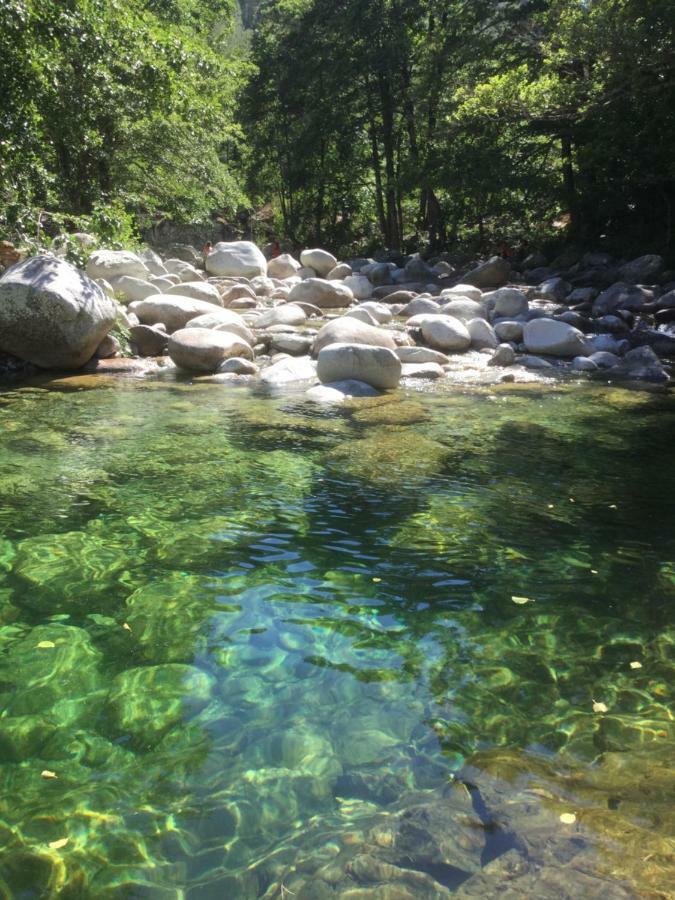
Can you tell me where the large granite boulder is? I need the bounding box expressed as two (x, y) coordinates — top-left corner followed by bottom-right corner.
(0, 255), (117, 368)
(419, 314), (471, 352)
(288, 278), (354, 309)
(523, 318), (590, 357)
(167, 327), (253, 373)
(300, 248), (338, 276)
(267, 253), (301, 279)
(131, 295), (224, 332)
(312, 316), (397, 356)
(464, 256), (511, 289)
(85, 249), (149, 281)
(205, 241), (267, 278)
(317, 343), (401, 389)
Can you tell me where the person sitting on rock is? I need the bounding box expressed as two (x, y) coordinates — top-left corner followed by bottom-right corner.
(202, 241), (213, 262)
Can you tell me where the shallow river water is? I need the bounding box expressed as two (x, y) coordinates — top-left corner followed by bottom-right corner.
(0, 373), (674, 898)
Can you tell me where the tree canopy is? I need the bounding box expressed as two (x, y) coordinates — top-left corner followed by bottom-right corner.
(1, 0), (674, 256)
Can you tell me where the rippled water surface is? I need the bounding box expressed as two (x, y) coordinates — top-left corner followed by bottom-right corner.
(0, 374), (674, 898)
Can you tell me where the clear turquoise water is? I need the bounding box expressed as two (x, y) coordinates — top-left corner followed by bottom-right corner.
(0, 374), (674, 897)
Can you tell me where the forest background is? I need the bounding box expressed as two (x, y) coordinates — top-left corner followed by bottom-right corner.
(1, 0), (674, 260)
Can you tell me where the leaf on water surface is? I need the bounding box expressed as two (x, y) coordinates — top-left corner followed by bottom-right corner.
(609, 504), (618, 509)
(511, 595), (534, 605)
(592, 701), (609, 713)
(41, 770), (58, 779)
(630, 661), (643, 670)
(372, 577), (381, 583)
(590, 569), (598, 574)
(48, 838), (69, 849)
(559, 812), (576, 825)
(122, 622), (132, 632)
(36, 640), (56, 649)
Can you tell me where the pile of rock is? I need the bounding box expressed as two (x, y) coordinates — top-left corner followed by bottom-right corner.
(0, 240), (672, 392)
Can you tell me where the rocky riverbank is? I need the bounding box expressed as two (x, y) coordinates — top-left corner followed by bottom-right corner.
(0, 241), (673, 395)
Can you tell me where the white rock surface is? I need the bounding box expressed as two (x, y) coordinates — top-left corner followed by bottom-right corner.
(132, 295), (226, 332)
(300, 248), (338, 277)
(317, 342), (401, 389)
(419, 315), (471, 352)
(0, 256), (117, 369)
(288, 278), (354, 309)
(523, 318), (590, 357)
(168, 327), (253, 372)
(205, 241), (267, 278)
(166, 281), (222, 305)
(343, 275), (373, 300)
(261, 355), (317, 384)
(86, 250), (148, 281)
(312, 317), (397, 355)
(267, 253), (301, 279)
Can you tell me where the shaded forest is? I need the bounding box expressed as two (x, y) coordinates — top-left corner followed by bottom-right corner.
(1, 0), (674, 257)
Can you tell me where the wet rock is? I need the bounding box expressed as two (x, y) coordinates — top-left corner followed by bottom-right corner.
(94, 333), (121, 359)
(400, 362), (445, 379)
(317, 343), (401, 390)
(107, 664), (214, 746)
(217, 356), (258, 375)
(572, 356), (598, 372)
(396, 346), (449, 365)
(261, 355), (317, 384)
(616, 346), (669, 382)
(494, 320), (523, 342)
(589, 350), (621, 369)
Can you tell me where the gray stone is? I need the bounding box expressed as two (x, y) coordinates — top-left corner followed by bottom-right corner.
(261, 355), (316, 384)
(343, 274), (373, 300)
(0, 256), (117, 369)
(467, 318), (498, 349)
(112, 275), (158, 302)
(86, 249), (149, 281)
(217, 357), (258, 375)
(618, 254), (664, 284)
(592, 282), (652, 316)
(617, 346), (669, 382)
(317, 343), (401, 389)
(589, 351), (621, 369)
(359, 301), (393, 323)
(287, 278), (354, 309)
(395, 346), (449, 365)
(345, 307), (379, 326)
(441, 283), (483, 302)
(183, 309), (254, 345)
(132, 295), (227, 332)
(205, 241), (267, 278)
(166, 281), (222, 305)
(487, 343), (516, 367)
(267, 253), (301, 279)
(167, 327), (253, 373)
(129, 324), (169, 357)
(523, 318), (590, 357)
(255, 304), (307, 328)
(419, 315), (471, 352)
(367, 263), (394, 286)
(312, 317), (396, 355)
(486, 287), (529, 318)
(402, 297), (441, 317)
(464, 255), (511, 288)
(439, 298), (487, 320)
(327, 263), (352, 280)
(494, 320), (524, 342)
(270, 333), (313, 355)
(572, 356), (598, 372)
(518, 354), (554, 369)
(300, 248), (338, 276)
(401, 362), (445, 379)
(538, 277), (571, 302)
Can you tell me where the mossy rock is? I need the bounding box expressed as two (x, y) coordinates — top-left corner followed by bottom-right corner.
(107, 664), (214, 747)
(325, 427), (449, 483)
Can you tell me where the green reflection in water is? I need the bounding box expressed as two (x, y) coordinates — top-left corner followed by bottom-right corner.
(0, 376), (673, 896)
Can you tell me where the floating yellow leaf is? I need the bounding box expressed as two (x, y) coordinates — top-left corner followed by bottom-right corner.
(511, 595), (534, 605)
(372, 577), (381, 583)
(122, 622), (132, 632)
(41, 770), (57, 779)
(547, 504), (554, 509)
(590, 569), (598, 575)
(569, 498), (575, 503)
(629, 661), (642, 670)
(48, 838), (68, 850)
(559, 812), (576, 825)
(592, 701), (609, 713)
(609, 504), (617, 509)
(36, 640), (55, 649)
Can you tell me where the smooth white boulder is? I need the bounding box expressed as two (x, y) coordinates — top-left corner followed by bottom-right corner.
(343, 275), (373, 300)
(439, 298), (487, 321)
(441, 284), (483, 302)
(184, 309), (254, 345)
(132, 295), (225, 332)
(395, 346), (449, 365)
(317, 342), (401, 390)
(166, 281), (222, 305)
(168, 327), (253, 373)
(327, 263), (352, 280)
(287, 278), (353, 309)
(111, 275), (158, 302)
(523, 318), (591, 357)
(345, 308), (379, 326)
(0, 256), (117, 369)
(255, 304), (307, 328)
(261, 355), (316, 384)
(312, 317), (397, 355)
(86, 249), (149, 281)
(467, 317), (498, 349)
(205, 241), (267, 278)
(267, 253), (301, 279)
(300, 248), (338, 276)
(359, 301), (393, 323)
(486, 287), (529, 318)
(419, 315), (471, 352)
